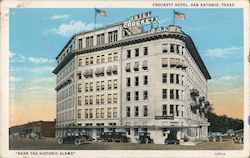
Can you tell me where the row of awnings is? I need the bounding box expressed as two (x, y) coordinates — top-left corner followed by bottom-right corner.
(82, 66), (118, 77)
(55, 78), (72, 91)
(125, 61), (148, 71)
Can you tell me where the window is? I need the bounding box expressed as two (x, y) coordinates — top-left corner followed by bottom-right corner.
(113, 93), (118, 103)
(126, 77), (131, 87)
(144, 47), (148, 55)
(96, 81), (100, 91)
(126, 128), (130, 135)
(97, 33), (105, 45)
(96, 95), (100, 104)
(162, 44), (168, 53)
(101, 95), (105, 104)
(134, 62), (139, 71)
(108, 80), (112, 89)
(126, 92), (130, 101)
(85, 83), (89, 92)
(126, 107), (130, 117)
(144, 75), (148, 85)
(114, 52), (118, 61)
(170, 44), (175, 53)
(108, 30), (118, 42)
(162, 58), (168, 68)
(89, 95), (93, 105)
(135, 91), (139, 101)
(78, 84), (82, 92)
(85, 96), (89, 105)
(107, 108), (112, 118)
(78, 73), (82, 80)
(78, 109), (82, 118)
(162, 105), (167, 116)
(108, 94), (112, 104)
(176, 74), (179, 84)
(135, 48), (139, 57)
(143, 90), (148, 100)
(101, 108), (104, 118)
(162, 89), (167, 99)
(85, 58), (89, 65)
(85, 109), (88, 118)
(127, 50), (131, 58)
(176, 45), (180, 54)
(126, 63), (131, 72)
(170, 74), (174, 84)
(101, 81), (105, 90)
(143, 105), (148, 117)
(89, 109), (93, 118)
(78, 38), (82, 49)
(101, 54), (105, 63)
(78, 59), (82, 66)
(90, 57), (94, 64)
(96, 108), (100, 118)
(170, 89), (174, 99)
(170, 105), (174, 115)
(170, 58), (176, 67)
(162, 73), (167, 83)
(134, 128), (138, 136)
(112, 65), (118, 74)
(135, 76), (139, 86)
(113, 107), (117, 117)
(134, 106), (139, 117)
(108, 53), (112, 62)
(78, 96), (82, 105)
(113, 79), (118, 89)
(176, 105), (179, 116)
(86, 36), (94, 48)
(176, 90), (180, 100)
(96, 55), (100, 63)
(89, 82), (93, 91)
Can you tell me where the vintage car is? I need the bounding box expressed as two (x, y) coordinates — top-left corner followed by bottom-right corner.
(99, 132), (130, 142)
(57, 132), (93, 145)
(164, 134), (180, 145)
(207, 132), (222, 142)
(138, 132), (153, 144)
(232, 133), (244, 144)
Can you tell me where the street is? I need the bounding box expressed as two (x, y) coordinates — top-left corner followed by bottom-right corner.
(9, 137), (243, 150)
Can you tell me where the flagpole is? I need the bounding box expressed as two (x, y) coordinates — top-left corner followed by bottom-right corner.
(173, 9), (175, 25)
(94, 8), (97, 29)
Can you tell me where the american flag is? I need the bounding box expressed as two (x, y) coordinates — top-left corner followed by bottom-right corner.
(174, 11), (186, 20)
(96, 9), (106, 17)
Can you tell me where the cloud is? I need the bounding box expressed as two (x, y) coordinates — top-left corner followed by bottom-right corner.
(50, 14), (69, 20)
(31, 77), (55, 84)
(158, 18), (171, 25)
(9, 51), (16, 58)
(209, 75), (242, 85)
(27, 57), (54, 64)
(205, 47), (242, 58)
(29, 66), (54, 73)
(10, 76), (22, 82)
(47, 20), (102, 37)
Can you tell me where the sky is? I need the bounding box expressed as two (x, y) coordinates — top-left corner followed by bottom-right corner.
(9, 8), (244, 126)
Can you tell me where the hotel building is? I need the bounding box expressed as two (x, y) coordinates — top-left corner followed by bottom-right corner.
(53, 12), (211, 144)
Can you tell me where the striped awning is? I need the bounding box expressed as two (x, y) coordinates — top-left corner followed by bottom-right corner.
(125, 63), (131, 71)
(112, 65), (118, 73)
(106, 66), (112, 74)
(83, 70), (89, 76)
(95, 68), (100, 75)
(142, 61), (148, 69)
(170, 58), (176, 65)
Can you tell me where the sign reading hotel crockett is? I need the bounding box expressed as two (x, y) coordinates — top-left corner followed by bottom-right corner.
(123, 12), (158, 29)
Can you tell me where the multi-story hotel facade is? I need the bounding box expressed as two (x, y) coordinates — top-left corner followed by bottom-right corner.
(53, 12), (211, 144)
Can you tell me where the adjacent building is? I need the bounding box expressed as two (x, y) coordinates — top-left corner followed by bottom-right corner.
(53, 12), (211, 144)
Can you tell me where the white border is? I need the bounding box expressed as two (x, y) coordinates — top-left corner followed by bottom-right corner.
(0, 0), (249, 158)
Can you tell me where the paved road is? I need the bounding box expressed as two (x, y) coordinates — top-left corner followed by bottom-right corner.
(9, 138), (243, 150)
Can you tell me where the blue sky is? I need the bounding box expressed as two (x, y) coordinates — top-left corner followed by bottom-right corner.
(9, 8), (244, 125)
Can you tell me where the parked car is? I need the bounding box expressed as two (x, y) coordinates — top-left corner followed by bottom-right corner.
(27, 132), (41, 140)
(57, 132), (93, 145)
(99, 132), (130, 142)
(138, 132), (153, 144)
(164, 134), (180, 145)
(232, 133), (244, 144)
(207, 132), (222, 142)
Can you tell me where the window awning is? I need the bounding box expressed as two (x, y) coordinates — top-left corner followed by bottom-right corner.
(112, 65), (118, 73)
(83, 70), (89, 76)
(125, 63), (131, 71)
(134, 62), (139, 69)
(106, 66), (112, 74)
(170, 58), (176, 66)
(162, 58), (168, 65)
(89, 69), (93, 75)
(95, 68), (100, 75)
(176, 59), (181, 67)
(190, 102), (198, 108)
(100, 67), (104, 74)
(142, 61), (148, 69)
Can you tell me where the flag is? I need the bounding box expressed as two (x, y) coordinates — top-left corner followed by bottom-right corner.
(174, 11), (186, 20)
(96, 9), (106, 16)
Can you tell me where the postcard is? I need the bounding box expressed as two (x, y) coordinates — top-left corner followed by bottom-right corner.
(0, 0), (249, 158)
